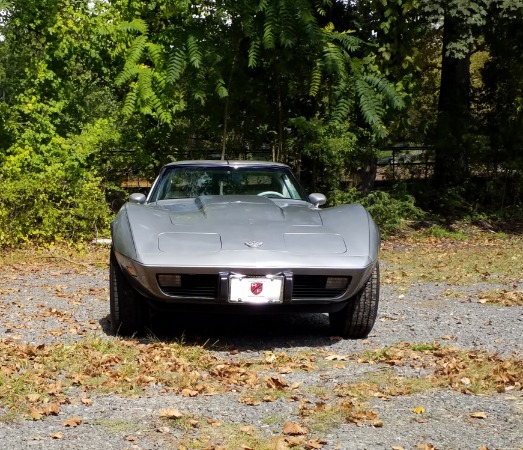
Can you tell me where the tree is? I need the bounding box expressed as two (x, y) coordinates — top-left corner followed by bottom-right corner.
(112, 0), (405, 165)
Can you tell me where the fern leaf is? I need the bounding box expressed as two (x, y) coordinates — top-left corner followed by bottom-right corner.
(118, 19), (148, 35)
(193, 91), (206, 105)
(248, 39), (261, 68)
(332, 97), (351, 123)
(146, 43), (164, 67)
(115, 65), (139, 86)
(363, 75), (405, 110)
(355, 78), (385, 129)
(309, 61), (323, 97)
(126, 35), (148, 65)
(137, 68), (154, 103)
(323, 42), (346, 77)
(122, 85), (138, 117)
(333, 32), (362, 53)
(166, 47), (187, 84)
(154, 71), (167, 91)
(215, 78), (228, 98)
(187, 36), (203, 69)
(263, 2), (277, 49)
(279, 1), (297, 47)
(258, 0), (269, 12)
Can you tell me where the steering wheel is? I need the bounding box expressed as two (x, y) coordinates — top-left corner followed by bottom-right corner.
(257, 191), (286, 198)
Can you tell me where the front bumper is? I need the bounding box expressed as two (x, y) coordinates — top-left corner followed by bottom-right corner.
(114, 251), (377, 305)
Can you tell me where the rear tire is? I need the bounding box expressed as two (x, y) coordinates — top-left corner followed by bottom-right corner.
(109, 250), (149, 336)
(329, 263), (380, 339)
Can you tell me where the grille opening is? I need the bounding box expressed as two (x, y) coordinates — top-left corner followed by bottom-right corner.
(292, 275), (350, 299)
(157, 274), (218, 298)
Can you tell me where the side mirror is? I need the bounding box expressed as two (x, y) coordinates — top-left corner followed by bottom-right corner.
(308, 193), (326, 207)
(129, 193), (146, 204)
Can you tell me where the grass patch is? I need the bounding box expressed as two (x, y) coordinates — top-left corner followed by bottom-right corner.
(161, 416), (318, 450)
(300, 397), (381, 433)
(382, 233), (523, 285)
(175, 421), (276, 450)
(335, 369), (436, 400)
(0, 337), (252, 419)
(0, 244), (110, 270)
(238, 349), (317, 372)
(91, 418), (138, 434)
(477, 289), (523, 306)
(355, 342), (523, 395)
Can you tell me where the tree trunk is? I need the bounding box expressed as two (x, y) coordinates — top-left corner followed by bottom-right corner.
(433, 13), (471, 189)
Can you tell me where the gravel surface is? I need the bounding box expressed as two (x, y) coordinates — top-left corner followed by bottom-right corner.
(0, 258), (522, 450)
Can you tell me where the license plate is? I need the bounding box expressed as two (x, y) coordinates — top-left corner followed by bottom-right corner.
(229, 276), (283, 304)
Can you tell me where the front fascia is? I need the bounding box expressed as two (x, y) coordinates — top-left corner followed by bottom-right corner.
(115, 249), (376, 304)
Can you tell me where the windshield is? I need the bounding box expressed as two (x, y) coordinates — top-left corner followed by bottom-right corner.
(150, 166), (307, 201)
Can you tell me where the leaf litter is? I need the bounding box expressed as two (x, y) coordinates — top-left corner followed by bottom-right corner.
(0, 239), (522, 449)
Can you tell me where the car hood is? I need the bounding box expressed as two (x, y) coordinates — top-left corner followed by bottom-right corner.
(149, 195), (346, 255)
(124, 195), (347, 256)
(113, 196), (377, 267)
(167, 195), (322, 226)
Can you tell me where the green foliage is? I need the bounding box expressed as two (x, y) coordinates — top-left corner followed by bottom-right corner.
(0, 173), (110, 246)
(331, 184), (424, 236)
(0, 118), (116, 246)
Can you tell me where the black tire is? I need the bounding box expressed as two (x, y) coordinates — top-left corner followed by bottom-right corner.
(329, 263), (380, 339)
(109, 250), (149, 336)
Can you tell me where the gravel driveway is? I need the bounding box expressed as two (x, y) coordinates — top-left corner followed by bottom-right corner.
(0, 253), (521, 450)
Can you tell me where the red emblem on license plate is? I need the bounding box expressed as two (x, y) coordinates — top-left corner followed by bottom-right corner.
(250, 282), (263, 295)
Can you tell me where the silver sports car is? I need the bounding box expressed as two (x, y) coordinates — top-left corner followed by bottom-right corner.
(110, 160), (380, 338)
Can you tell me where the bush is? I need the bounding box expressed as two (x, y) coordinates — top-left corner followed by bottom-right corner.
(0, 119), (116, 247)
(330, 184), (424, 237)
(0, 173), (111, 247)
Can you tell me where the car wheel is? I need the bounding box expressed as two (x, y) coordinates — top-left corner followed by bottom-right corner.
(109, 249), (149, 336)
(329, 263), (380, 339)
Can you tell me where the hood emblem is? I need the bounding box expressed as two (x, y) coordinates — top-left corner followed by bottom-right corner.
(245, 241), (263, 248)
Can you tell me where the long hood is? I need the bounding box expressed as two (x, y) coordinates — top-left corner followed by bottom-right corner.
(168, 195), (322, 226)
(158, 196), (344, 254)
(112, 195), (377, 267)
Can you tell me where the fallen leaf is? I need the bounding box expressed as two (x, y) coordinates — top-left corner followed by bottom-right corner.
(45, 403), (60, 416)
(27, 394), (40, 403)
(325, 354), (347, 361)
(283, 422), (308, 436)
(287, 436), (305, 446)
(240, 425), (254, 435)
(207, 418), (221, 427)
(63, 417), (82, 427)
(159, 408), (183, 419)
(267, 376), (289, 390)
(273, 437), (291, 450)
(305, 439), (325, 449)
(181, 388), (198, 397)
(29, 407), (43, 421)
(412, 406), (425, 414)
(50, 432), (64, 439)
(240, 397), (261, 406)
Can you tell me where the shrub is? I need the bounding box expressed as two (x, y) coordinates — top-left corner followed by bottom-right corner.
(330, 184), (424, 237)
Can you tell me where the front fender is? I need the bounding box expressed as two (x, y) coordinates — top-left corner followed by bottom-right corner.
(320, 203), (380, 262)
